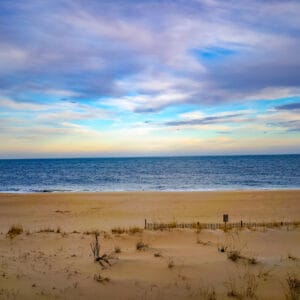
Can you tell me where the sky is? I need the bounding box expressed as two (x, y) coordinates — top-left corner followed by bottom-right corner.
(0, 0), (300, 158)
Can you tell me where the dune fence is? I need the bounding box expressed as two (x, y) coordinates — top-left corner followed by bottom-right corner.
(144, 219), (300, 231)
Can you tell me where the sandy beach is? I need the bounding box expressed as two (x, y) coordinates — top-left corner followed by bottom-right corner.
(0, 190), (299, 299)
(2, 0), (300, 298)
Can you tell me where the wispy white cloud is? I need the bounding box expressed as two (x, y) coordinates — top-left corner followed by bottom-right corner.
(0, 98), (46, 111)
(106, 91), (194, 113)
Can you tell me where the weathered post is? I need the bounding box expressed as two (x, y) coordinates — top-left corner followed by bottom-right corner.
(223, 214), (229, 230)
(144, 218), (147, 229)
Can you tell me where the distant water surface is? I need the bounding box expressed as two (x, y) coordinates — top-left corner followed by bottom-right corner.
(0, 155), (299, 193)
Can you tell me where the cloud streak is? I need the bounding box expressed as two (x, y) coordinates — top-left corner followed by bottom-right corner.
(164, 113), (246, 126)
(276, 102), (300, 111)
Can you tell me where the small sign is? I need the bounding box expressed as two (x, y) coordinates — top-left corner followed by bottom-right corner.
(223, 214), (229, 223)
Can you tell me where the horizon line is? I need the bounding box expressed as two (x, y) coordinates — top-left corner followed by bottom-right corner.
(1, 153), (299, 161)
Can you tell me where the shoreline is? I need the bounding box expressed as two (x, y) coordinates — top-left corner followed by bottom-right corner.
(1, 188), (300, 195)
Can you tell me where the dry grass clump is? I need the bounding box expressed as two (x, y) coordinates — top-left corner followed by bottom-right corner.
(93, 274), (110, 284)
(227, 250), (242, 262)
(111, 227), (126, 234)
(257, 267), (273, 281)
(0, 288), (19, 299)
(197, 238), (212, 246)
(288, 254), (298, 261)
(114, 246), (121, 254)
(55, 209), (70, 214)
(111, 226), (143, 235)
(6, 225), (23, 239)
(223, 232), (257, 265)
(84, 229), (101, 235)
(264, 222), (281, 229)
(227, 250), (257, 265)
(154, 252), (162, 257)
(225, 272), (258, 299)
(61, 232), (68, 238)
(167, 259), (175, 269)
(285, 274), (300, 300)
(244, 273), (258, 298)
(38, 228), (55, 233)
(286, 221), (300, 231)
(88, 230), (110, 239)
(168, 221), (178, 229)
(291, 221), (300, 229)
(128, 227), (143, 234)
(102, 231), (111, 239)
(37, 227), (63, 234)
(246, 257), (257, 265)
(136, 241), (148, 251)
(217, 231), (257, 265)
(198, 285), (217, 300)
(226, 278), (241, 299)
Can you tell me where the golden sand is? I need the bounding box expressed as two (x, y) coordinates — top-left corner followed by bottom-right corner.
(0, 190), (299, 299)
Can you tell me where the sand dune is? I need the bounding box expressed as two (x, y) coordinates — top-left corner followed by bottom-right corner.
(0, 191), (299, 299)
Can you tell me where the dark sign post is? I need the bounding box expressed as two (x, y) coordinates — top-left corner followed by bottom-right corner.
(223, 214), (229, 229)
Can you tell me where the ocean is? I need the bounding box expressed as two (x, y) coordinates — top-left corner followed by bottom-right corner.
(0, 155), (299, 193)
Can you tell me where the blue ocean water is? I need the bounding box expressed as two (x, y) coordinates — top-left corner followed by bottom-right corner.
(0, 155), (299, 193)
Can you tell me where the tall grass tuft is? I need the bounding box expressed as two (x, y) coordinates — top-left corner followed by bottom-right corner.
(90, 231), (100, 261)
(7, 225), (23, 239)
(285, 274), (300, 300)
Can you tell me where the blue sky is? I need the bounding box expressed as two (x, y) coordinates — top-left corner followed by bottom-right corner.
(0, 0), (300, 158)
